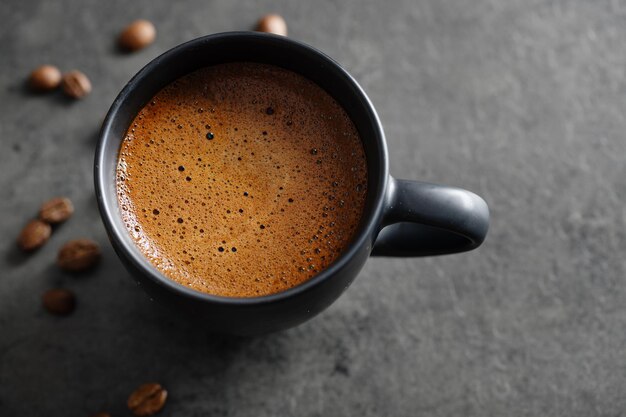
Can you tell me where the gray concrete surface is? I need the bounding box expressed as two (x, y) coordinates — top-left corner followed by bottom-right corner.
(2, 0), (626, 416)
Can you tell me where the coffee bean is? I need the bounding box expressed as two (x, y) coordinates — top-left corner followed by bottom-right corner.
(61, 70), (91, 99)
(28, 65), (62, 92)
(42, 288), (76, 315)
(255, 14), (287, 36)
(17, 220), (51, 251)
(127, 383), (168, 416)
(119, 20), (156, 51)
(90, 413), (111, 417)
(39, 197), (74, 224)
(57, 239), (101, 272)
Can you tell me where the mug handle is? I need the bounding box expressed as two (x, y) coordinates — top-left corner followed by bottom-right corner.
(371, 177), (489, 256)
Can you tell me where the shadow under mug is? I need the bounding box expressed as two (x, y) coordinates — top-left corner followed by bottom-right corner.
(95, 32), (489, 336)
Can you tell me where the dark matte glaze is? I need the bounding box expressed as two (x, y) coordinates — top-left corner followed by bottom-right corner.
(95, 32), (489, 335)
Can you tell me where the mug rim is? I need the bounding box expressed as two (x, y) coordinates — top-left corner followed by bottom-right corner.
(94, 31), (389, 306)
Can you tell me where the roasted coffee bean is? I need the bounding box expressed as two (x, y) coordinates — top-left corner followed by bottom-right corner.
(128, 383), (168, 416)
(28, 65), (62, 92)
(255, 14), (287, 36)
(42, 288), (76, 315)
(119, 20), (156, 51)
(39, 197), (74, 224)
(17, 220), (51, 251)
(61, 70), (92, 99)
(57, 239), (101, 271)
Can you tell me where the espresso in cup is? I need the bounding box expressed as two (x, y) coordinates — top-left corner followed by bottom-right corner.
(116, 62), (367, 297)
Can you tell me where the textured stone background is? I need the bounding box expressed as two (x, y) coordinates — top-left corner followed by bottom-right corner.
(2, 0), (626, 416)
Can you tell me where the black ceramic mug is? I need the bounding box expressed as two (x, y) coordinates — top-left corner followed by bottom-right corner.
(95, 32), (489, 335)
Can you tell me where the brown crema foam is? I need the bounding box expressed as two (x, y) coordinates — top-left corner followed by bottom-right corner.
(116, 62), (367, 297)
